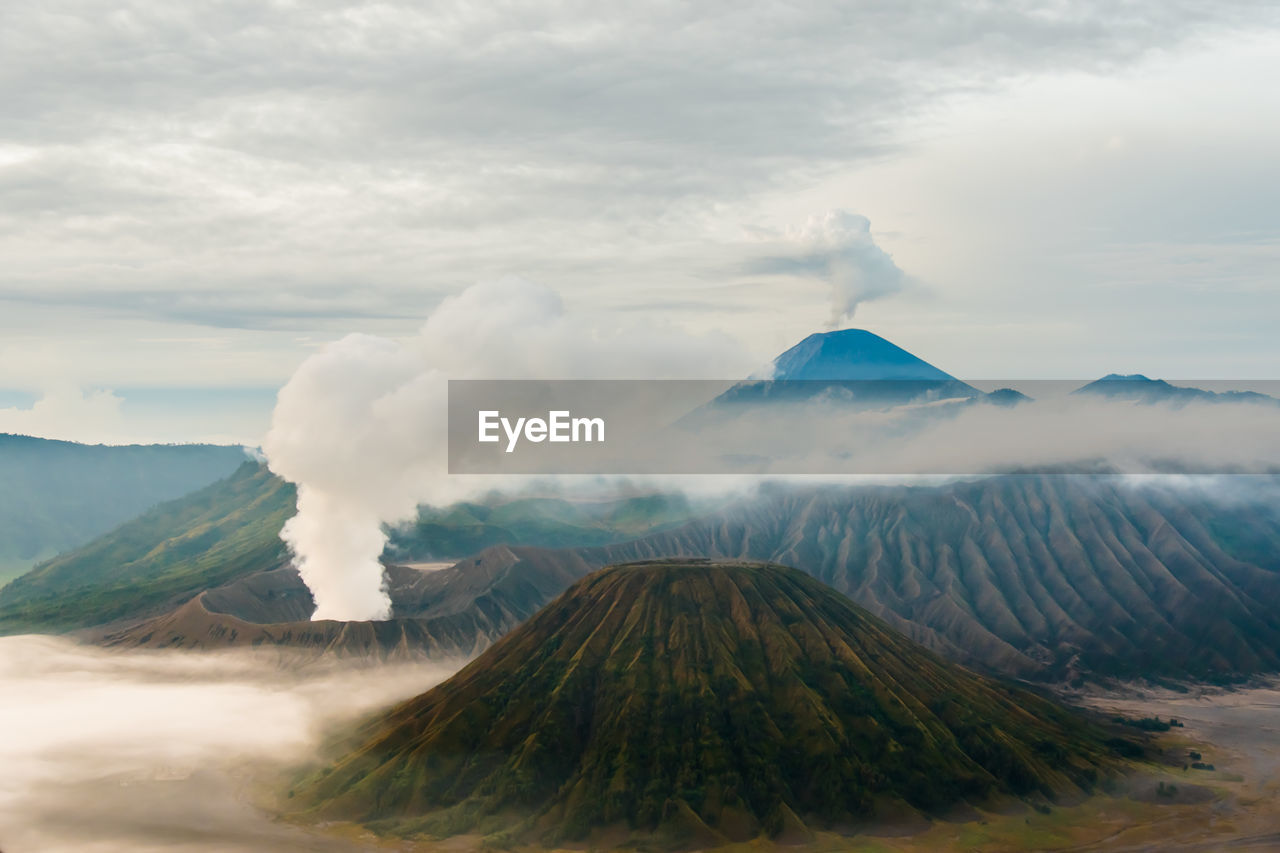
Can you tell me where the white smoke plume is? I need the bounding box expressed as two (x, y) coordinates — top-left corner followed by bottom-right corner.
(746, 210), (905, 327)
(263, 278), (756, 621)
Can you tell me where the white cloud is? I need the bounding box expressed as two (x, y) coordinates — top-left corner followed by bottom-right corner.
(3, 2), (1276, 328)
(0, 387), (126, 444)
(1, 0), (1279, 433)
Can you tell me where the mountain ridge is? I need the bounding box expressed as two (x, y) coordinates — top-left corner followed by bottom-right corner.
(92, 474), (1280, 683)
(0, 461), (295, 634)
(1075, 374), (1280, 406)
(0, 433), (247, 583)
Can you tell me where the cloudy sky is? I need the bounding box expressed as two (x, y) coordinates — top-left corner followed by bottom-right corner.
(2, 0), (1278, 444)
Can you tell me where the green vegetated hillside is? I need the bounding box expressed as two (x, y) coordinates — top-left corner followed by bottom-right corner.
(386, 493), (698, 560)
(297, 560), (1123, 847)
(0, 460), (695, 638)
(0, 434), (247, 583)
(0, 461), (295, 634)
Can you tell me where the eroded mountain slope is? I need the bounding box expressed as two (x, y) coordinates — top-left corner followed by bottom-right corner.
(108, 475), (1280, 682)
(296, 561), (1121, 845)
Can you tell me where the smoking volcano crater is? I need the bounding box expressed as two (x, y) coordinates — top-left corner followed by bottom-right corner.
(292, 559), (1124, 846)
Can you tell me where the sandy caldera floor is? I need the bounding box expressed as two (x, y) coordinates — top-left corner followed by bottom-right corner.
(1061, 679), (1280, 852)
(811, 679), (1280, 852)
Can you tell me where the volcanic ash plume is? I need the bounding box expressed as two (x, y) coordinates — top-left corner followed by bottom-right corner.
(746, 210), (905, 327)
(263, 278), (754, 622)
(810, 211), (905, 327)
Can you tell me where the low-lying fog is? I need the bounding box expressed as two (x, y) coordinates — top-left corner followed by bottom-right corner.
(0, 635), (461, 853)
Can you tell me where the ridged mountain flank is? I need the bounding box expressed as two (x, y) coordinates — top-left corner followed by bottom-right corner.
(296, 560), (1116, 846)
(92, 474), (1280, 682)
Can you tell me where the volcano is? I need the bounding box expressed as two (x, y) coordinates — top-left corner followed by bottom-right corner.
(708, 329), (981, 410)
(772, 329), (959, 382)
(297, 560), (1117, 846)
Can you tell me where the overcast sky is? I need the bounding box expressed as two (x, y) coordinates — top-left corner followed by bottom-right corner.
(2, 0), (1278, 443)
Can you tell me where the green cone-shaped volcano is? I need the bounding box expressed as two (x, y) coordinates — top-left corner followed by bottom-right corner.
(298, 560), (1116, 845)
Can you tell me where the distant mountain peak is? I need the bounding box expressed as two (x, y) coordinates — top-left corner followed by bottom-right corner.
(772, 328), (957, 382)
(1097, 373), (1155, 383)
(1077, 375), (1279, 407)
